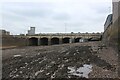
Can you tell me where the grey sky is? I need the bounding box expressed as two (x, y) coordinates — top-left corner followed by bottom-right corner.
(1, 0), (112, 35)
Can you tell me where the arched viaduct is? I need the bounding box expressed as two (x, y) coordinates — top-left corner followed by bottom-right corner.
(26, 33), (102, 46)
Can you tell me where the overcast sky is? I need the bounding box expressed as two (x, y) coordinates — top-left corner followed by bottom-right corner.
(0, 0), (112, 35)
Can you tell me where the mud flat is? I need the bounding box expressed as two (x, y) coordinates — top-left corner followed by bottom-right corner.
(2, 41), (118, 79)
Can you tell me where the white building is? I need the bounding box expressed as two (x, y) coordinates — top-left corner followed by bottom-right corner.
(28, 27), (35, 35)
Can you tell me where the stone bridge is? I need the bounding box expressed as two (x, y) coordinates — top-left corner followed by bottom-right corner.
(25, 33), (102, 46)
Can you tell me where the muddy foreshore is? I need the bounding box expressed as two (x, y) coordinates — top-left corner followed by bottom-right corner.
(2, 41), (118, 79)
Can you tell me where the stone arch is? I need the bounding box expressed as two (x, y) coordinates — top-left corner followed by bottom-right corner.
(40, 37), (48, 45)
(51, 37), (59, 45)
(88, 37), (92, 41)
(62, 37), (70, 44)
(75, 37), (82, 43)
(29, 37), (38, 46)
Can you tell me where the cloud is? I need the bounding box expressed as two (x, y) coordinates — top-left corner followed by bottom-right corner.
(1, 0), (112, 34)
(52, 13), (70, 21)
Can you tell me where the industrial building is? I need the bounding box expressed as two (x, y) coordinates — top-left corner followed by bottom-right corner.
(27, 27), (35, 35)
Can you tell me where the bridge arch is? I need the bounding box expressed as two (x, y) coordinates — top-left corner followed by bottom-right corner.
(88, 38), (92, 41)
(29, 37), (38, 46)
(88, 37), (100, 41)
(40, 37), (48, 45)
(75, 37), (82, 43)
(62, 37), (70, 44)
(51, 37), (59, 45)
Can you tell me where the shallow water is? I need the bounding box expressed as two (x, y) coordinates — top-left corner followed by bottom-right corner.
(68, 64), (92, 78)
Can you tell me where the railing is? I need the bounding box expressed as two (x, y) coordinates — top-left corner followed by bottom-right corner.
(26, 33), (102, 36)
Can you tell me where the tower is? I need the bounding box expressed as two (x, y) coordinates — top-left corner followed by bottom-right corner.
(28, 27), (35, 35)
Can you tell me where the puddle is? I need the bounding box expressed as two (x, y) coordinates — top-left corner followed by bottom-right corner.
(68, 64), (92, 78)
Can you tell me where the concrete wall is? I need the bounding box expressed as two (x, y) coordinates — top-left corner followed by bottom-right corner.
(118, 1), (120, 47)
(2, 35), (28, 48)
(113, 2), (119, 23)
(103, 1), (120, 50)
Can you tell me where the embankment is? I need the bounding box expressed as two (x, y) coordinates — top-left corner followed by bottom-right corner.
(1, 35), (28, 49)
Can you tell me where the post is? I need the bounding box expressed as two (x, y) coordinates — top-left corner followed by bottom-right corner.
(72, 38), (75, 43)
(69, 38), (72, 43)
(59, 38), (62, 44)
(38, 38), (40, 46)
(48, 38), (51, 45)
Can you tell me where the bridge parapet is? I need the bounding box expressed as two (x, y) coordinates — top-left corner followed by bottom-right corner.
(15, 33), (102, 46)
(26, 33), (102, 36)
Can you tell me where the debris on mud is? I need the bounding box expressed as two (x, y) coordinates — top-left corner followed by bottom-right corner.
(68, 64), (92, 78)
(2, 42), (118, 79)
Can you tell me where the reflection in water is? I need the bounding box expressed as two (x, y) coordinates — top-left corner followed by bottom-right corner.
(68, 64), (92, 78)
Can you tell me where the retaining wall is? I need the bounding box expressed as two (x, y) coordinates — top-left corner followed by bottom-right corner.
(2, 35), (28, 48)
(102, 1), (119, 51)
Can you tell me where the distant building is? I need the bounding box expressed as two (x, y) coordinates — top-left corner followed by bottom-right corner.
(0, 29), (10, 35)
(104, 14), (112, 31)
(27, 27), (35, 35)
